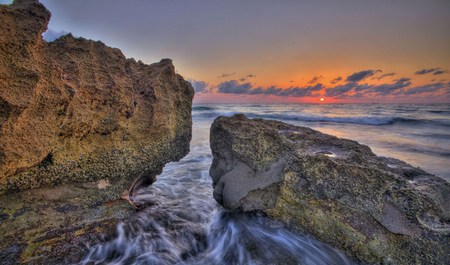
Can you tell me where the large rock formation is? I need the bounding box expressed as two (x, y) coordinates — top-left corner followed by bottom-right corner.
(0, 0), (193, 263)
(0, 0), (194, 194)
(210, 114), (450, 264)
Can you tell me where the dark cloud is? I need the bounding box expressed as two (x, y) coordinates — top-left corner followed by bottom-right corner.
(394, 77), (412, 83)
(414, 68), (441, 75)
(346, 70), (381, 82)
(325, 82), (380, 97)
(372, 78), (411, 96)
(216, 68), (449, 99)
(278, 84), (323, 97)
(217, 80), (323, 97)
(330, 76), (342, 84)
(248, 86), (283, 95)
(375, 72), (396, 80)
(433, 70), (447, 75)
(239, 74), (256, 82)
(307, 75), (323, 84)
(353, 83), (374, 92)
(325, 82), (357, 97)
(217, 72), (236, 78)
(401, 82), (448, 95)
(188, 79), (209, 93)
(218, 80), (252, 94)
(325, 76), (448, 98)
(43, 28), (69, 42)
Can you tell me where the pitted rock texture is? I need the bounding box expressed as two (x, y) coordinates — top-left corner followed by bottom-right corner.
(0, 0), (194, 194)
(210, 114), (450, 265)
(0, 1), (193, 263)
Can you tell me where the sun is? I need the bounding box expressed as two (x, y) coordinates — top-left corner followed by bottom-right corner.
(320, 97), (325, 102)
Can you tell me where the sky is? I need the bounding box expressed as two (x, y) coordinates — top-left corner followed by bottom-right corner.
(2, 0), (450, 103)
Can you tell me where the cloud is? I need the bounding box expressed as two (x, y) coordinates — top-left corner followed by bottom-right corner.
(278, 84), (323, 97)
(239, 74), (256, 82)
(43, 28), (69, 42)
(325, 82), (389, 97)
(218, 80), (252, 94)
(375, 72), (396, 80)
(307, 75), (323, 84)
(248, 86), (282, 95)
(215, 68), (450, 100)
(217, 80), (323, 97)
(401, 82), (448, 95)
(217, 72), (236, 78)
(414, 68), (441, 75)
(433, 70), (447, 75)
(325, 77), (448, 98)
(371, 78), (411, 96)
(188, 79), (210, 93)
(346, 70), (381, 82)
(325, 82), (357, 97)
(330, 76), (342, 84)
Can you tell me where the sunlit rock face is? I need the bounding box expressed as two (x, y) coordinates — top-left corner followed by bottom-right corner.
(0, 0), (194, 194)
(210, 114), (450, 264)
(0, 1), (194, 263)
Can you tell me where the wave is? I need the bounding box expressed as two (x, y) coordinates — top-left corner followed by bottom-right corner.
(193, 106), (216, 111)
(194, 110), (450, 127)
(383, 142), (450, 158)
(245, 113), (447, 126)
(428, 110), (450, 115)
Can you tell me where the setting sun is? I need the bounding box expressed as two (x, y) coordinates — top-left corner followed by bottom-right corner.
(320, 98), (325, 102)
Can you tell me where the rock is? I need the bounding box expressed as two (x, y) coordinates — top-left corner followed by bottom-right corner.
(210, 114), (450, 264)
(0, 0), (193, 263)
(0, 0), (194, 194)
(0, 184), (134, 264)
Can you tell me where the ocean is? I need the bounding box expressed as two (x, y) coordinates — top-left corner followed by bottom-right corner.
(80, 103), (450, 264)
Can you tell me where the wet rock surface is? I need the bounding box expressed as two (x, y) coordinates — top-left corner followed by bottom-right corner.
(0, 183), (133, 264)
(0, 0), (193, 263)
(210, 114), (450, 264)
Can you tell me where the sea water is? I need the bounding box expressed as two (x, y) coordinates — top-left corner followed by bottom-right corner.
(194, 103), (450, 181)
(80, 103), (450, 265)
